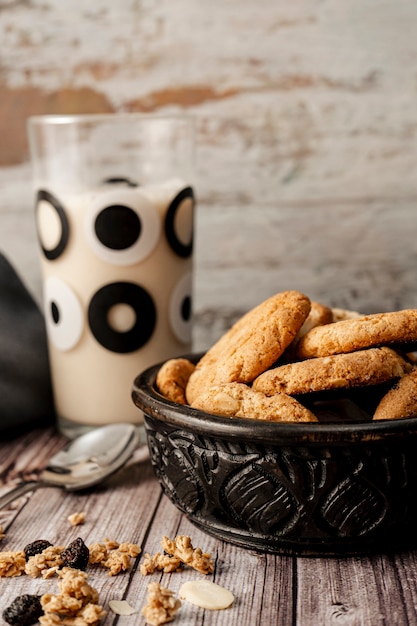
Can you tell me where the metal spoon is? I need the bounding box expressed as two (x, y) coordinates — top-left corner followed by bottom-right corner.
(0, 423), (140, 510)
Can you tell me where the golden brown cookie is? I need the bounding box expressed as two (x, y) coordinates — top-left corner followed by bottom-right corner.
(331, 307), (362, 322)
(253, 347), (410, 396)
(284, 301), (333, 360)
(156, 358), (196, 405)
(185, 291), (311, 404)
(298, 301), (334, 337)
(373, 368), (417, 420)
(295, 309), (417, 359)
(191, 382), (318, 422)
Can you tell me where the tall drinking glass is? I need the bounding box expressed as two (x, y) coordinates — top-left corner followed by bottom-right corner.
(27, 114), (195, 438)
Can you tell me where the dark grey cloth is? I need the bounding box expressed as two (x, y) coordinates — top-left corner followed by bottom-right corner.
(0, 253), (55, 431)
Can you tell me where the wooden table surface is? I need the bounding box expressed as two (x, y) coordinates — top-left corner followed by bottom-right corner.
(1, 425), (417, 626)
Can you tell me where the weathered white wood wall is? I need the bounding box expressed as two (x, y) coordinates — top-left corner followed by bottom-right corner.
(1, 0), (417, 350)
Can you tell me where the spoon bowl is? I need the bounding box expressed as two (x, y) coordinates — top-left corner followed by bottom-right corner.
(0, 423), (140, 509)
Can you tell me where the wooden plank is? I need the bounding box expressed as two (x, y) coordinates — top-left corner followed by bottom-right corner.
(0, 436), (162, 624)
(296, 553), (417, 625)
(0, 427), (296, 625)
(1, 429), (417, 624)
(0, 428), (66, 532)
(127, 494), (295, 625)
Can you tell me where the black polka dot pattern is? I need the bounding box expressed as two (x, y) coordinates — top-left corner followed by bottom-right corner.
(164, 186), (194, 258)
(102, 177), (139, 187)
(181, 295), (191, 323)
(94, 205), (141, 251)
(88, 282), (157, 353)
(51, 301), (60, 324)
(43, 276), (84, 352)
(85, 188), (160, 266)
(169, 271), (193, 344)
(35, 189), (70, 261)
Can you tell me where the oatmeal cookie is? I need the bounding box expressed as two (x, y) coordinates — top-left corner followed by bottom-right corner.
(253, 347), (410, 395)
(295, 309), (417, 359)
(156, 358), (195, 405)
(191, 382), (318, 422)
(186, 291), (311, 404)
(373, 367), (417, 421)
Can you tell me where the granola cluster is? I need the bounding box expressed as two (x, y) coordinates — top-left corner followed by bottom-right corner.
(25, 545), (65, 579)
(141, 582), (181, 626)
(39, 567), (106, 626)
(0, 550), (26, 577)
(0, 534), (142, 625)
(139, 535), (215, 624)
(162, 535), (213, 575)
(140, 535), (213, 576)
(67, 512), (85, 527)
(0, 537), (141, 580)
(0, 530), (223, 626)
(88, 539), (141, 576)
(140, 552), (183, 575)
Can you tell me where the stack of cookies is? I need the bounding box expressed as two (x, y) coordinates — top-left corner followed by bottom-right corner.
(156, 291), (417, 423)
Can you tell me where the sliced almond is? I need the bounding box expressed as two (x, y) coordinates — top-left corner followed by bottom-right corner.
(179, 579), (234, 610)
(109, 599), (137, 615)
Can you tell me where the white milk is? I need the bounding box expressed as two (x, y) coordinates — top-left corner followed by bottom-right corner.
(35, 179), (194, 427)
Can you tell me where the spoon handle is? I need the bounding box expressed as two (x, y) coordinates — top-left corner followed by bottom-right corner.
(0, 481), (42, 510)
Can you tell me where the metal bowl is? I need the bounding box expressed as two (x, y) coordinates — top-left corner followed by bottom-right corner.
(132, 353), (417, 556)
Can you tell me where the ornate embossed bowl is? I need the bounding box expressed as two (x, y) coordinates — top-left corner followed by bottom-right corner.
(132, 354), (417, 556)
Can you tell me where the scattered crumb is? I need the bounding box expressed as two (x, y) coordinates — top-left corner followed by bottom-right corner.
(140, 552), (182, 575)
(140, 536), (213, 576)
(39, 567), (106, 626)
(42, 566), (60, 580)
(0, 550), (25, 577)
(0, 536), (140, 581)
(104, 538), (119, 551)
(118, 542), (141, 557)
(25, 546), (64, 578)
(162, 535), (214, 575)
(0, 532), (230, 625)
(88, 539), (141, 575)
(142, 582), (181, 626)
(87, 543), (108, 565)
(0, 536), (141, 624)
(102, 549), (132, 576)
(0, 524), (6, 540)
(68, 512), (86, 526)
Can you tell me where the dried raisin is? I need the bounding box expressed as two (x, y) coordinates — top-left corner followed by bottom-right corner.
(23, 539), (53, 561)
(60, 537), (89, 570)
(3, 594), (43, 625)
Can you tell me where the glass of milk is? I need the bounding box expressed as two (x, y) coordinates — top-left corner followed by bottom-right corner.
(27, 114), (195, 438)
